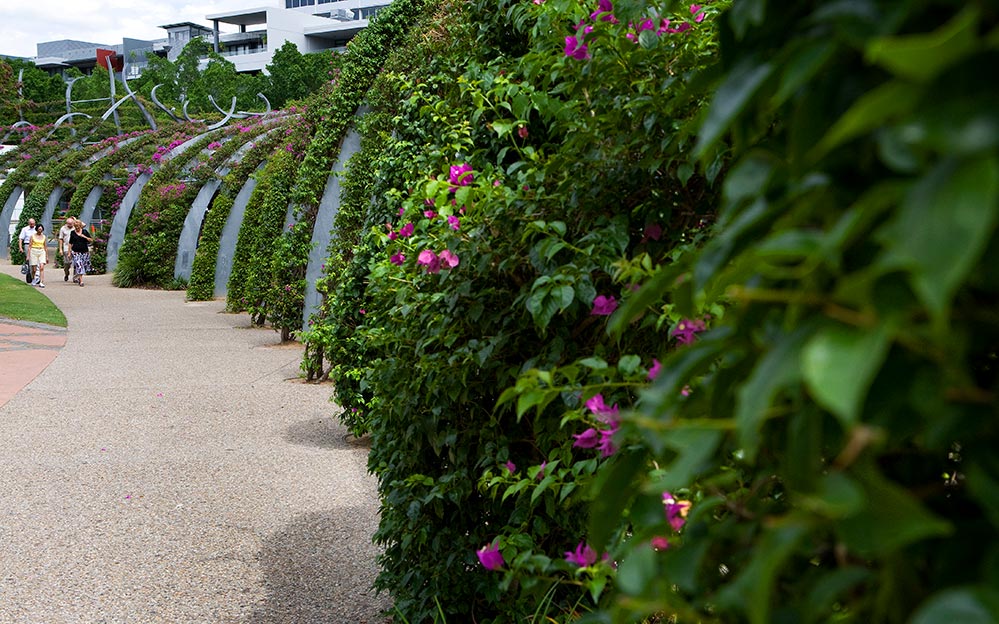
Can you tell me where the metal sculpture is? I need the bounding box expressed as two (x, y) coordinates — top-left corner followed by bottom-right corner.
(150, 84), (181, 122)
(45, 112), (92, 139)
(206, 96), (238, 130)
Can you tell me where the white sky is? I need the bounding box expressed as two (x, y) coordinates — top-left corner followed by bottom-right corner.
(0, 0), (279, 58)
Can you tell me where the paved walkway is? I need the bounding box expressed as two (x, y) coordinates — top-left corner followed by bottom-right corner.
(0, 264), (387, 623)
(0, 319), (66, 408)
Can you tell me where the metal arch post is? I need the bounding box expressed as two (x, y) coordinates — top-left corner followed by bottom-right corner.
(182, 98), (204, 124)
(207, 96), (239, 130)
(151, 84), (181, 122)
(121, 62), (157, 131)
(17, 69), (24, 122)
(45, 112), (92, 139)
(208, 95), (247, 120)
(237, 92), (272, 117)
(107, 62), (121, 134)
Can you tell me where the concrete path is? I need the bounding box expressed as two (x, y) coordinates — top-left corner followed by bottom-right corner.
(0, 264), (388, 623)
(0, 319), (67, 408)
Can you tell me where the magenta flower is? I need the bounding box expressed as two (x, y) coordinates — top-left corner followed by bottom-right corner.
(591, 295), (618, 316)
(477, 540), (504, 571)
(672, 318), (706, 344)
(449, 163), (474, 187)
(691, 3), (705, 22)
(573, 428), (600, 449)
(517, 126), (528, 139)
(439, 249), (460, 268)
(598, 422), (619, 457)
(637, 18), (655, 31)
(398, 222), (415, 238)
(390, 253), (406, 266)
(565, 542), (598, 567)
(585, 394), (619, 424)
(643, 223), (663, 241)
(663, 491), (692, 531)
(447, 215), (460, 231)
(504, 461), (516, 473)
(424, 210), (436, 219)
(387, 231), (398, 241)
(536, 461), (547, 480)
(651, 536), (670, 551)
(398, 207), (405, 217)
(648, 359), (662, 380)
(590, 0), (614, 21)
(417, 249), (441, 274)
(564, 35), (590, 60)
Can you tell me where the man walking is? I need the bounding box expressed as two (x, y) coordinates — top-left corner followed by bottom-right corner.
(58, 216), (75, 282)
(17, 218), (36, 284)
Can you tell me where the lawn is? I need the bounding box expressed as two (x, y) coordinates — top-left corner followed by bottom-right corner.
(0, 273), (67, 327)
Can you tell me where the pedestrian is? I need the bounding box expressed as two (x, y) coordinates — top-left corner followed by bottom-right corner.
(28, 224), (47, 288)
(58, 216), (75, 282)
(69, 220), (93, 287)
(17, 218), (36, 284)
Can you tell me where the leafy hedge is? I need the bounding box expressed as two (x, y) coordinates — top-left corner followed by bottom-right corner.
(305, 0), (999, 622)
(185, 128), (288, 301)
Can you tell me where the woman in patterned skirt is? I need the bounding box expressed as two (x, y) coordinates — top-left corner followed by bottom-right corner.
(69, 220), (93, 287)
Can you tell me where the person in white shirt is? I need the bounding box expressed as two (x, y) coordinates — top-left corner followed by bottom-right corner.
(18, 218), (36, 284)
(58, 216), (75, 282)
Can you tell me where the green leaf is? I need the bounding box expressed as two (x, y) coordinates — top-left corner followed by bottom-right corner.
(588, 451), (645, 551)
(882, 156), (999, 321)
(810, 80), (920, 162)
(836, 465), (951, 556)
(865, 8), (980, 83)
(695, 58), (774, 159)
(797, 472), (865, 519)
(616, 543), (656, 596)
(491, 120), (514, 138)
(618, 354), (641, 375)
(910, 587), (999, 624)
(715, 519), (808, 624)
(650, 428), (723, 492)
(638, 30), (659, 50)
(735, 327), (809, 461)
(802, 322), (892, 428)
(773, 39), (836, 106)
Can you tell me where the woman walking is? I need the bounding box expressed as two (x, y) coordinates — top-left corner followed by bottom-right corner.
(69, 220), (93, 287)
(28, 224), (47, 288)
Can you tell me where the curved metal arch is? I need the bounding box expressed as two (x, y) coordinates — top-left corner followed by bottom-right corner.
(150, 84), (181, 122)
(121, 63), (157, 131)
(182, 98), (204, 124)
(237, 92), (272, 117)
(206, 96), (239, 130)
(45, 112), (92, 139)
(208, 94), (248, 120)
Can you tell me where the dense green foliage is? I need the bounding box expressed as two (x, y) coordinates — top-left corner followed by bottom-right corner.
(304, 0), (999, 622)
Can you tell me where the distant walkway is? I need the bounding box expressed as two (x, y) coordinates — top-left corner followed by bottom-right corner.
(0, 264), (387, 623)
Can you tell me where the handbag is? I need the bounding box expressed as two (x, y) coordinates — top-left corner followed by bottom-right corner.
(20, 262), (29, 275)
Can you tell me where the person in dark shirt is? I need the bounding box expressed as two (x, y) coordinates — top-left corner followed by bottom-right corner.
(69, 221), (93, 287)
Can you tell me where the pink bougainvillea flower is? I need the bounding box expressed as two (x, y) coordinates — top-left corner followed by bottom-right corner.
(672, 318), (706, 344)
(424, 210), (436, 219)
(643, 223), (663, 241)
(417, 249), (441, 274)
(651, 536), (670, 551)
(591, 295), (618, 316)
(637, 17), (655, 31)
(390, 253), (406, 266)
(449, 163), (474, 187)
(663, 491), (692, 531)
(598, 422), (619, 457)
(585, 394), (619, 424)
(590, 0), (615, 21)
(681, 385), (692, 397)
(439, 249), (460, 268)
(504, 460), (516, 473)
(675, 21), (692, 33)
(398, 207), (405, 217)
(648, 358), (662, 380)
(564, 35), (590, 60)
(398, 222), (415, 238)
(477, 540), (504, 571)
(424, 198), (435, 207)
(572, 428), (600, 449)
(156, 392), (164, 398)
(387, 230), (398, 241)
(517, 126), (528, 139)
(536, 461), (547, 480)
(691, 3), (705, 21)
(447, 215), (461, 231)
(565, 542), (598, 567)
